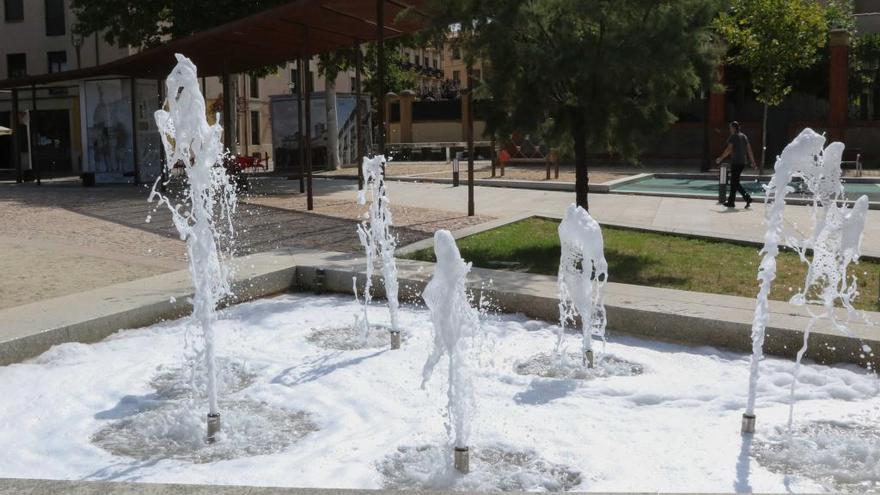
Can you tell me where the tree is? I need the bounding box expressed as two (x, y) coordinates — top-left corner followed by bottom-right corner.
(715, 0), (827, 171)
(318, 49), (355, 169)
(430, 0), (720, 210)
(71, 0), (287, 49)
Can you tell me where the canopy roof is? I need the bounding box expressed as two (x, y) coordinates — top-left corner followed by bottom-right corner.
(0, 0), (427, 89)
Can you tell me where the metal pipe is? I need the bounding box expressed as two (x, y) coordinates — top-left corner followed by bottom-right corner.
(390, 329), (401, 350)
(466, 67), (474, 216)
(355, 41), (364, 190)
(741, 413), (756, 434)
(206, 412), (221, 443)
(376, 0), (385, 157)
(302, 50), (314, 211)
(583, 349), (594, 369)
(454, 446), (469, 474)
(130, 78), (139, 185)
(11, 89), (20, 183)
(296, 58), (305, 193)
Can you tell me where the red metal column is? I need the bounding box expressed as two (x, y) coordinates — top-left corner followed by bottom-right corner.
(828, 30), (849, 142)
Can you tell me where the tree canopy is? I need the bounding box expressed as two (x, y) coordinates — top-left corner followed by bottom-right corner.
(430, 0), (721, 209)
(71, 0), (288, 49)
(714, 0), (827, 108)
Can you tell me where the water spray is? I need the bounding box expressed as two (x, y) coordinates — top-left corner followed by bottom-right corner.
(557, 204), (608, 370)
(421, 230), (479, 475)
(150, 54), (237, 442)
(356, 155), (401, 349)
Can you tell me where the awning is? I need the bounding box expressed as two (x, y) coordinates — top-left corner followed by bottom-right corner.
(0, 0), (427, 89)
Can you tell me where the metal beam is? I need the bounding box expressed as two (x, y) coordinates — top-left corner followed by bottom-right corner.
(221, 67), (234, 154)
(301, 31), (314, 211)
(130, 78), (140, 185)
(296, 58), (306, 194)
(11, 89), (20, 183)
(376, 0), (385, 157)
(466, 66), (474, 216)
(355, 42), (364, 190)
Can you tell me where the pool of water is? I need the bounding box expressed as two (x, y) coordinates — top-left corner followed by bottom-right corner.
(0, 294), (877, 492)
(613, 177), (880, 202)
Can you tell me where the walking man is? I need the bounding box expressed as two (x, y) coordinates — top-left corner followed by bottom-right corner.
(716, 121), (757, 208)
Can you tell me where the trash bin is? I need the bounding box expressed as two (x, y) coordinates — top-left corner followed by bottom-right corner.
(718, 164), (729, 204)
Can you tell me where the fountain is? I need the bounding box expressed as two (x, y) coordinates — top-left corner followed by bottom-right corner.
(149, 54), (238, 442)
(356, 154), (401, 349)
(787, 195), (870, 429)
(557, 204), (608, 368)
(421, 230), (480, 473)
(742, 128), (828, 433)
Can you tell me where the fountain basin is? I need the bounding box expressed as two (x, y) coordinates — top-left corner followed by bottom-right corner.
(0, 294), (877, 492)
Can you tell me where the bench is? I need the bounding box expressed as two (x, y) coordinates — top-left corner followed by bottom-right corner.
(498, 150), (559, 179)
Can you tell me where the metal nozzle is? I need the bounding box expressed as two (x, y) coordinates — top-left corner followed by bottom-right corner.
(207, 412), (221, 443)
(583, 349), (594, 369)
(390, 330), (401, 350)
(741, 413), (756, 434)
(454, 446), (469, 474)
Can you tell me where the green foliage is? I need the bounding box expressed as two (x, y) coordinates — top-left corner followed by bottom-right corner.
(430, 0), (720, 161)
(851, 33), (880, 94)
(71, 0), (288, 49)
(404, 217), (880, 312)
(715, 0), (828, 107)
(362, 39), (419, 96)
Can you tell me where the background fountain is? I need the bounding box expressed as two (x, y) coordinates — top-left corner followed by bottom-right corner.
(421, 230), (480, 473)
(557, 204), (608, 368)
(149, 54), (238, 442)
(356, 154), (402, 348)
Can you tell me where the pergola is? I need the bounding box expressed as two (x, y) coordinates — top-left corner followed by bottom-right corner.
(0, 0), (459, 213)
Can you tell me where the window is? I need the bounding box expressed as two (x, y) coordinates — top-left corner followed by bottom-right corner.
(249, 75), (259, 98)
(452, 70), (460, 83)
(47, 51), (67, 73)
(452, 45), (461, 60)
(44, 0), (65, 36)
(6, 53), (26, 78)
(4, 0), (23, 22)
(250, 111), (260, 145)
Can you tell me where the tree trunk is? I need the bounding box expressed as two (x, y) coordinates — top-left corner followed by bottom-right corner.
(572, 114), (589, 211)
(326, 76), (341, 169)
(760, 102), (768, 175)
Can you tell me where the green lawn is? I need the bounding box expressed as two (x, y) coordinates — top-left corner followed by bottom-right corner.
(404, 217), (880, 312)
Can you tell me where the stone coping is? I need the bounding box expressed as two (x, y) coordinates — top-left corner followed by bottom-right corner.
(0, 479), (514, 495)
(0, 247), (877, 369)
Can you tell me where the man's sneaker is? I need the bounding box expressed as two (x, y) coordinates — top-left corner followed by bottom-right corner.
(745, 196), (752, 209)
(724, 202), (735, 208)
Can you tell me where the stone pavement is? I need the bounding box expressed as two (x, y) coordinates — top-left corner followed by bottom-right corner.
(307, 177), (880, 258)
(0, 179), (488, 310)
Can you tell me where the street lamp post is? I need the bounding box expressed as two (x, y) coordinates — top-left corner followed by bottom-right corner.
(70, 29), (83, 69)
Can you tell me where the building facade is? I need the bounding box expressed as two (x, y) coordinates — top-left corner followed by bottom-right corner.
(0, 1), (363, 180)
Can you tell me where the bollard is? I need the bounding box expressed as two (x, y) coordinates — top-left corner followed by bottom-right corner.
(206, 412), (221, 443)
(390, 329), (401, 350)
(453, 152), (461, 187)
(741, 413), (756, 434)
(454, 446), (469, 474)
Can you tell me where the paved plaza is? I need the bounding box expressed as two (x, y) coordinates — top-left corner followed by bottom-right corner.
(2, 174), (878, 311)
